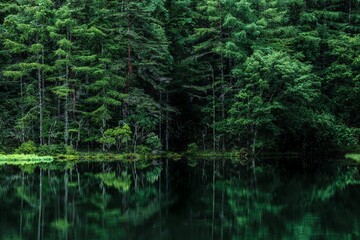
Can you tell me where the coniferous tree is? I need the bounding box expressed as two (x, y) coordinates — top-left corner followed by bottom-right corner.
(49, 3), (77, 145)
(2, 0), (53, 145)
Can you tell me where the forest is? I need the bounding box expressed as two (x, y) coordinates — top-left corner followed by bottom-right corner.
(2, 1), (360, 239)
(0, 0), (360, 155)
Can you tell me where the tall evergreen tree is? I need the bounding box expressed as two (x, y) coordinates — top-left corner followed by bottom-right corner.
(49, 3), (77, 145)
(2, 0), (53, 145)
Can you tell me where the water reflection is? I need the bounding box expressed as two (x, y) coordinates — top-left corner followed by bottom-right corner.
(0, 158), (360, 239)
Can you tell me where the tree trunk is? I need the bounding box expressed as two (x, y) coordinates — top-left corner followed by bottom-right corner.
(64, 94), (69, 145)
(251, 126), (257, 169)
(165, 90), (169, 151)
(102, 119), (106, 151)
(159, 91), (162, 145)
(38, 67), (43, 146)
(123, 0), (132, 119)
(219, 0), (225, 152)
(211, 66), (216, 151)
(64, 62), (69, 146)
(20, 76), (25, 142)
(349, 0), (352, 22)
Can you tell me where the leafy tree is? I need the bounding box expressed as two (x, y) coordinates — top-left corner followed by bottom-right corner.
(97, 124), (132, 151)
(15, 141), (37, 154)
(228, 49), (320, 153)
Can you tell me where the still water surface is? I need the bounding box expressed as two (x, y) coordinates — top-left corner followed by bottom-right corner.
(1, 158), (360, 240)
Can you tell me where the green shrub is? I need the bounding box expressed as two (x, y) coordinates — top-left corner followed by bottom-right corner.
(97, 124), (132, 151)
(0, 145), (7, 154)
(51, 219), (70, 231)
(38, 144), (66, 156)
(15, 141), (37, 154)
(145, 133), (162, 152)
(65, 145), (78, 155)
(135, 145), (151, 155)
(186, 143), (199, 155)
(166, 152), (182, 161)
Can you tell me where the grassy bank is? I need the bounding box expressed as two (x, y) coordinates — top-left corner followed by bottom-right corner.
(0, 154), (53, 165)
(55, 152), (159, 161)
(0, 151), (182, 165)
(0, 150), (240, 166)
(1, 150), (349, 166)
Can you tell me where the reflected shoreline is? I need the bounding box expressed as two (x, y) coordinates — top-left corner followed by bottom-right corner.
(0, 158), (359, 240)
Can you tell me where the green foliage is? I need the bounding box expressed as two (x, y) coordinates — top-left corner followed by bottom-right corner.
(345, 153), (360, 162)
(51, 219), (71, 231)
(15, 141), (37, 154)
(186, 143), (199, 155)
(65, 145), (78, 155)
(145, 133), (163, 152)
(37, 144), (67, 156)
(309, 112), (358, 151)
(134, 145), (152, 155)
(96, 172), (131, 192)
(145, 166), (162, 184)
(228, 49), (320, 152)
(0, 154), (53, 163)
(0, 0), (359, 155)
(98, 124), (132, 151)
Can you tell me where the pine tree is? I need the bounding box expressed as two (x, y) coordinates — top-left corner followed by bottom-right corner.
(122, 0), (173, 148)
(187, 0), (227, 150)
(48, 3), (78, 145)
(2, 0), (54, 145)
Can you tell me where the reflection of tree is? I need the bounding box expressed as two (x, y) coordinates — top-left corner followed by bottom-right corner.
(0, 161), (169, 240)
(209, 166), (283, 240)
(183, 160), (360, 240)
(96, 172), (131, 192)
(213, 164), (360, 240)
(1, 161), (360, 240)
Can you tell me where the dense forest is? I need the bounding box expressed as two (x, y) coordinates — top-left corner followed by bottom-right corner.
(0, 0), (359, 154)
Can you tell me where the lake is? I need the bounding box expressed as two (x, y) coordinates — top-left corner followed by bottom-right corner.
(0, 157), (360, 240)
